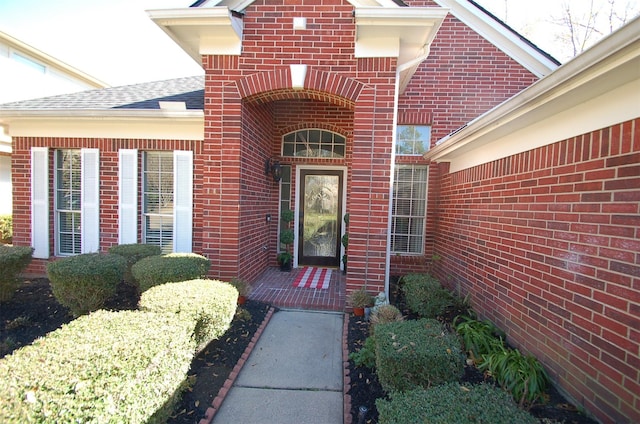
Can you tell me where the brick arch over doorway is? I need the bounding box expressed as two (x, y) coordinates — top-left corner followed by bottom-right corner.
(237, 68), (364, 108)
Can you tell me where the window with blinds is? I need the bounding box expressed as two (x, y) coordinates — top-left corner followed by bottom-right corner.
(55, 150), (81, 255)
(143, 152), (174, 254)
(391, 165), (428, 254)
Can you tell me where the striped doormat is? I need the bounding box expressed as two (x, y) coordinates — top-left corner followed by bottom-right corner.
(292, 267), (332, 289)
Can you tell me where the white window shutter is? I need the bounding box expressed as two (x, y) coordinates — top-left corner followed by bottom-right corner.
(118, 149), (138, 244)
(173, 150), (193, 253)
(30, 147), (49, 259)
(81, 148), (100, 253)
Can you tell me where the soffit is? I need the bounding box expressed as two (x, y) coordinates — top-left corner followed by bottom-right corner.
(149, 4), (447, 93)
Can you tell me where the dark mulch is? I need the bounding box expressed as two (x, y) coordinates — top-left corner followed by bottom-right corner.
(346, 287), (599, 424)
(0, 278), (270, 424)
(3, 279), (599, 424)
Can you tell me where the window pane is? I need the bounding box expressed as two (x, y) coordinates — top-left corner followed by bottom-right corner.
(55, 150), (81, 255)
(396, 125), (431, 155)
(282, 129), (345, 158)
(391, 165), (428, 254)
(143, 152), (174, 252)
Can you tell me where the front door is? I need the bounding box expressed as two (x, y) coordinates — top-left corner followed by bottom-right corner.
(298, 169), (343, 267)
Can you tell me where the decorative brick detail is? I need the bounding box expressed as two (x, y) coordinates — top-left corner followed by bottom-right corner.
(432, 118), (640, 424)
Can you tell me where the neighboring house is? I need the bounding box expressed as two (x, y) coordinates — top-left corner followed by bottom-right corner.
(0, 30), (107, 215)
(0, 1), (638, 423)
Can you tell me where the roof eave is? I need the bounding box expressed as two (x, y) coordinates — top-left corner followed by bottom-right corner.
(431, 0), (558, 78)
(354, 7), (448, 92)
(148, 7), (243, 65)
(426, 17), (640, 165)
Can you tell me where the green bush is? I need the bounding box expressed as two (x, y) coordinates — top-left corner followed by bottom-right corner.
(140, 279), (238, 352)
(349, 336), (376, 369)
(401, 273), (456, 318)
(108, 243), (162, 288)
(131, 253), (210, 293)
(0, 215), (11, 244)
(479, 345), (550, 408)
(0, 309), (195, 424)
(374, 319), (464, 393)
(376, 383), (538, 424)
(47, 253), (127, 317)
(0, 245), (33, 302)
(454, 314), (506, 363)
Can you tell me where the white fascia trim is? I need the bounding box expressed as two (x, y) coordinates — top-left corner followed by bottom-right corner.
(0, 31), (108, 88)
(355, 7), (448, 91)
(148, 7), (243, 64)
(427, 18), (640, 171)
(432, 0), (558, 77)
(1, 109), (204, 141)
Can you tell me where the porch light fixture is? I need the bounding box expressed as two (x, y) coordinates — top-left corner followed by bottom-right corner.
(265, 158), (282, 182)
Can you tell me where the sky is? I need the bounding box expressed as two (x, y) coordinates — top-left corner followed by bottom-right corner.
(0, 0), (637, 87)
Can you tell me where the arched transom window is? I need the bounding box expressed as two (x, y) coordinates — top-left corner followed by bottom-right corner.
(282, 129), (346, 158)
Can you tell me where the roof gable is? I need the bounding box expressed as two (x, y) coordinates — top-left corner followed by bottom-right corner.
(432, 0), (558, 77)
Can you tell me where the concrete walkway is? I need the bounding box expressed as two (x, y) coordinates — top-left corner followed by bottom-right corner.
(211, 309), (344, 424)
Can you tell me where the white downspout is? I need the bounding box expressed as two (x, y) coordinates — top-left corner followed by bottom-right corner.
(385, 45), (432, 297)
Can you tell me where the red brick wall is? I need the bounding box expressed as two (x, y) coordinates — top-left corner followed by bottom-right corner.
(201, 0), (395, 294)
(11, 137), (202, 276)
(433, 118), (640, 424)
(391, 2), (540, 277)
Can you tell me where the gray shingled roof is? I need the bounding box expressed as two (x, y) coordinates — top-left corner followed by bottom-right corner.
(0, 76), (204, 110)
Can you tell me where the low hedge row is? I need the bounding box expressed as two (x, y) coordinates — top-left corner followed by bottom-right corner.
(140, 279), (238, 352)
(132, 253), (211, 293)
(0, 278), (239, 423)
(0, 310), (195, 424)
(108, 243), (162, 289)
(374, 319), (464, 393)
(376, 382), (538, 424)
(47, 253), (127, 317)
(0, 245), (33, 302)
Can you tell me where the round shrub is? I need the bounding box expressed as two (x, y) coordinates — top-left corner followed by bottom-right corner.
(108, 243), (162, 288)
(0, 245), (33, 302)
(401, 273), (456, 318)
(131, 253), (211, 293)
(139, 279), (238, 352)
(47, 253), (126, 317)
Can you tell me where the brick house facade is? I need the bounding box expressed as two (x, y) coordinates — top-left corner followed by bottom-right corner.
(1, 1), (638, 422)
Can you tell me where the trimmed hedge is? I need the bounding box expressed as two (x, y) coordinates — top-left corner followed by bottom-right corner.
(108, 243), (162, 288)
(374, 319), (464, 393)
(376, 383), (538, 424)
(0, 245), (33, 302)
(0, 310), (196, 424)
(400, 273), (456, 318)
(47, 253), (127, 317)
(140, 279), (238, 352)
(132, 253), (210, 293)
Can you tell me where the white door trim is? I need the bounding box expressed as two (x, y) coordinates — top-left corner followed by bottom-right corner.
(294, 165), (348, 269)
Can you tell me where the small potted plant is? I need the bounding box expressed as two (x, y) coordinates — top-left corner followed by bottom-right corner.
(230, 278), (251, 305)
(350, 287), (373, 317)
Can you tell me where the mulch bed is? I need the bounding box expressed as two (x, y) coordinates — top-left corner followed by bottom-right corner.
(346, 311), (599, 424)
(0, 278), (270, 424)
(2, 279), (600, 424)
